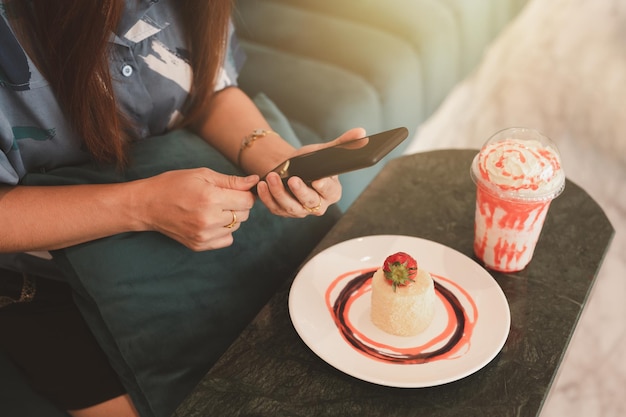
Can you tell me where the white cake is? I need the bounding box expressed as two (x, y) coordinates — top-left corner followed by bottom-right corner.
(370, 267), (436, 337)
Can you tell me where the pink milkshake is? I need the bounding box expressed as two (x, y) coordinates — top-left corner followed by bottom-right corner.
(470, 128), (565, 272)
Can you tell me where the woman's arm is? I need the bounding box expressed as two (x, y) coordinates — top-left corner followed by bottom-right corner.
(0, 168), (258, 253)
(190, 86), (295, 176)
(191, 87), (365, 217)
(0, 87), (359, 254)
(0, 182), (143, 252)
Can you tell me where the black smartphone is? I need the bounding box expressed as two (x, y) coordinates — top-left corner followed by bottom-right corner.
(255, 127), (408, 193)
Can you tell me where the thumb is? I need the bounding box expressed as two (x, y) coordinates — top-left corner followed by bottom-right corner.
(212, 173), (260, 191)
(334, 127), (367, 144)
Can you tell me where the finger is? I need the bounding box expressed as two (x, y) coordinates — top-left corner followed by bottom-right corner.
(221, 209), (250, 229)
(265, 172), (293, 200)
(301, 194), (322, 212)
(301, 194), (323, 215)
(329, 127), (367, 146)
(260, 175), (306, 218)
(287, 177), (326, 216)
(255, 180), (285, 215)
(221, 209), (238, 229)
(206, 182), (256, 214)
(291, 127), (368, 158)
(207, 172), (260, 191)
(310, 176), (341, 203)
(173, 225), (237, 252)
(207, 234), (235, 250)
(190, 233), (235, 252)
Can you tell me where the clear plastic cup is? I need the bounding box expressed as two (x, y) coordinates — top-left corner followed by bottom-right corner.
(470, 127), (566, 272)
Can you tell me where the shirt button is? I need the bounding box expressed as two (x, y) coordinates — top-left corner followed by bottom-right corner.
(121, 64), (133, 77)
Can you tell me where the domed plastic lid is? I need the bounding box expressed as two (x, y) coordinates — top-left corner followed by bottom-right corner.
(470, 127), (566, 202)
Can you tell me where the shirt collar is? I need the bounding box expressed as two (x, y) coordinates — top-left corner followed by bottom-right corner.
(116, 0), (160, 40)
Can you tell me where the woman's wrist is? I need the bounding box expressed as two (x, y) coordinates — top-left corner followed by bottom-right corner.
(239, 133), (296, 176)
(237, 129), (278, 168)
(0, 182), (146, 253)
(190, 87), (297, 176)
(123, 178), (159, 233)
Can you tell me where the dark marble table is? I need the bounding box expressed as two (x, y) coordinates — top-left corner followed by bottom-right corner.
(173, 149), (614, 417)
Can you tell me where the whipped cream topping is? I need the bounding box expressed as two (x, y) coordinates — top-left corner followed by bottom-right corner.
(473, 139), (565, 200)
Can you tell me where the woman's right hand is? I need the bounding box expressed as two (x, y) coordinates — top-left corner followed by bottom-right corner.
(133, 168), (260, 251)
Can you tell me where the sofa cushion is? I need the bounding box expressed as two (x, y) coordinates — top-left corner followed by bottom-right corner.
(246, 0), (460, 114)
(235, 1), (427, 207)
(19, 125), (339, 416)
(241, 44), (383, 143)
(235, 4), (423, 139)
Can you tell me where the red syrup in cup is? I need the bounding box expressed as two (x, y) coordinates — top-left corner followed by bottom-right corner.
(473, 183), (552, 272)
(470, 128), (565, 273)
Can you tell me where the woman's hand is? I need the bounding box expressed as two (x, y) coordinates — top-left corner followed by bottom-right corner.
(255, 127), (366, 217)
(133, 168), (259, 251)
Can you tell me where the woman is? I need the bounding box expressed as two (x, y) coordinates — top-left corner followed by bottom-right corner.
(0, 2), (363, 416)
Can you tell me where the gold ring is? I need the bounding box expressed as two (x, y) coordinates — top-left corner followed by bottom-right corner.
(224, 210), (237, 228)
(303, 194), (322, 213)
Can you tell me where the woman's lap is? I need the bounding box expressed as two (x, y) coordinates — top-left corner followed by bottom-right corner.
(0, 270), (126, 411)
(16, 130), (341, 417)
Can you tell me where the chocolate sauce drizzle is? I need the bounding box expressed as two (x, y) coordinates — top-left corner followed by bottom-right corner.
(331, 270), (467, 364)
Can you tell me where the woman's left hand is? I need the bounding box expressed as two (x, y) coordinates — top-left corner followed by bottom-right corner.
(256, 127), (366, 218)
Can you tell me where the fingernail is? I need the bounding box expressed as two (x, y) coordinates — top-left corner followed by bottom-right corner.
(290, 179), (301, 190)
(268, 174), (280, 186)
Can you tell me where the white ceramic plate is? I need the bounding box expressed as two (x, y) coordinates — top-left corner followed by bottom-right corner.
(288, 235), (510, 387)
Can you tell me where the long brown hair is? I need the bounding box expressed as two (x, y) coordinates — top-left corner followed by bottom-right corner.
(7, 1), (233, 166)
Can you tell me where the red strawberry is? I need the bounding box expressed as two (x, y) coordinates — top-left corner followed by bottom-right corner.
(383, 252), (418, 292)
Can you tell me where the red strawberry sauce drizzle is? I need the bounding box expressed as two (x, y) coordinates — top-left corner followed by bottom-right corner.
(324, 267), (478, 364)
(478, 145), (560, 193)
(474, 182), (551, 272)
